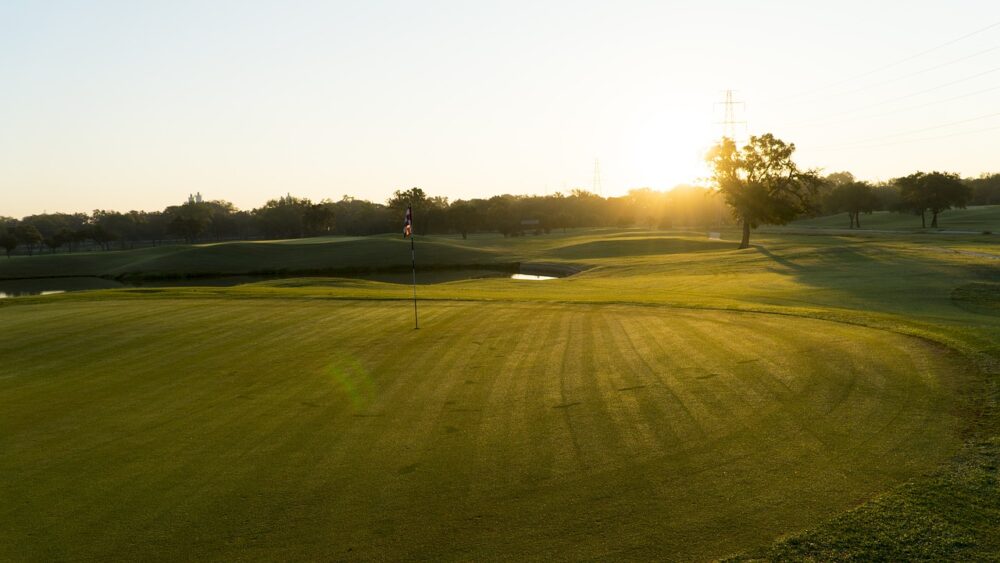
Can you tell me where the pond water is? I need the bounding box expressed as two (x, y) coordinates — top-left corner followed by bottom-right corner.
(0, 269), (564, 298)
(0, 290), (66, 299)
(511, 274), (557, 280)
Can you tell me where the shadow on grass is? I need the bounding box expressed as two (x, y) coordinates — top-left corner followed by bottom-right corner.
(748, 240), (1000, 316)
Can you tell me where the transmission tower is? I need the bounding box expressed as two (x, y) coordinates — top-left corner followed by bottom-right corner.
(715, 89), (747, 141)
(592, 158), (603, 197)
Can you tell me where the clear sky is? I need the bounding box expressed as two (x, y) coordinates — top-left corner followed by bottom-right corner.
(2, 1), (999, 216)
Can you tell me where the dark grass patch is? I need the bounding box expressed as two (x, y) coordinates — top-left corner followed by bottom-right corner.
(550, 237), (731, 259)
(951, 283), (1000, 316)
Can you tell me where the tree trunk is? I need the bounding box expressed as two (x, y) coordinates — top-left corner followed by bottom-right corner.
(855, 212), (861, 228)
(848, 212), (854, 228)
(739, 220), (751, 249)
(920, 211), (926, 228)
(931, 211), (939, 228)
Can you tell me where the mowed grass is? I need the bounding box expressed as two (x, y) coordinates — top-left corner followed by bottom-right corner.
(2, 226), (999, 560)
(0, 299), (967, 561)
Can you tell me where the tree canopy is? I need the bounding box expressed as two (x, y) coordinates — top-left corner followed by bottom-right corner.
(895, 171), (972, 228)
(826, 181), (879, 229)
(706, 134), (819, 248)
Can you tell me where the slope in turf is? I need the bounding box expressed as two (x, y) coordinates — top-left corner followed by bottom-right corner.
(0, 299), (965, 560)
(0, 235), (509, 280)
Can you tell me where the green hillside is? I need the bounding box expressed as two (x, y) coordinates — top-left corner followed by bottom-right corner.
(789, 204), (1000, 232)
(0, 235), (512, 280)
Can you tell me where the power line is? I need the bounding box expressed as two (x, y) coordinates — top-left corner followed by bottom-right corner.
(814, 110), (1000, 150)
(789, 83), (1000, 129)
(817, 65), (1000, 120)
(833, 44), (1000, 99)
(814, 122), (1000, 152)
(771, 19), (1000, 103)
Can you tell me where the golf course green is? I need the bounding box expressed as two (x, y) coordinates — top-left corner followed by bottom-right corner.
(2, 221), (999, 560)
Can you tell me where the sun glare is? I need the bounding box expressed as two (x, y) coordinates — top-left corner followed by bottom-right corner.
(621, 114), (716, 191)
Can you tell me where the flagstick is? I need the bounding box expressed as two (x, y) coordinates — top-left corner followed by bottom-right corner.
(410, 234), (419, 330)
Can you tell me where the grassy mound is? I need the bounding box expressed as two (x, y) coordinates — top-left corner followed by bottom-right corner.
(550, 236), (730, 259)
(0, 236), (507, 280)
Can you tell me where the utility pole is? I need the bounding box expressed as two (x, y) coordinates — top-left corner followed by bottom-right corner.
(715, 89), (747, 142)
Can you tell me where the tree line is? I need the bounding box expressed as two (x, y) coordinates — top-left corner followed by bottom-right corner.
(2, 150), (997, 256)
(818, 170), (986, 229)
(0, 187), (730, 257)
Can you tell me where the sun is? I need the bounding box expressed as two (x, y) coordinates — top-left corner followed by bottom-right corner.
(617, 111), (718, 192)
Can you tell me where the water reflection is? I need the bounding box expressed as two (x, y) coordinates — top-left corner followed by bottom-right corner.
(510, 274), (557, 280)
(0, 290), (67, 299)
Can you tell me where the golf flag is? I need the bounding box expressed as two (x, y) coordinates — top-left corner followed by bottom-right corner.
(404, 205), (418, 329)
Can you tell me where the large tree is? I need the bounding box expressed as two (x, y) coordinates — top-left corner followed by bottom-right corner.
(706, 134), (819, 249)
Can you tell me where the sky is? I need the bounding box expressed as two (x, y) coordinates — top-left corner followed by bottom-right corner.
(2, 0), (999, 217)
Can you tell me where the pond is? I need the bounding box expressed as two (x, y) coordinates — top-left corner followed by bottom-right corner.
(510, 274), (558, 280)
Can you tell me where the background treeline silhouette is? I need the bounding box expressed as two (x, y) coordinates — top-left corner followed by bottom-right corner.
(2, 172), (998, 256)
(0, 186), (729, 256)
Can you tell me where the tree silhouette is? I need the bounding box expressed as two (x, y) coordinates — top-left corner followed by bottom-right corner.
(707, 134), (819, 249)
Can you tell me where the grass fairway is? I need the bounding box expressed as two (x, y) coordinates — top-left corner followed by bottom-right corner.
(0, 299), (967, 560)
(788, 204), (1000, 232)
(1, 228), (998, 560)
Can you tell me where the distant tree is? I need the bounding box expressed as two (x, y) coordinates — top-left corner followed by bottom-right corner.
(13, 224), (43, 255)
(387, 188), (430, 234)
(448, 201), (479, 239)
(706, 134), (820, 249)
(202, 201), (239, 240)
(872, 182), (900, 212)
(165, 201), (213, 242)
(255, 194), (310, 239)
(303, 200), (336, 236)
(967, 173), (1000, 205)
(54, 228), (76, 252)
(43, 235), (63, 253)
(826, 181), (880, 228)
(87, 224), (117, 251)
(814, 171), (857, 217)
(825, 171), (855, 187)
(0, 229), (17, 258)
(387, 187), (428, 211)
(896, 173), (931, 227)
(487, 196), (519, 237)
(331, 196), (394, 236)
(896, 171), (972, 228)
(89, 210), (135, 249)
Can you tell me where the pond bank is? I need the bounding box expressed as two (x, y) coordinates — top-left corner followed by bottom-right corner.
(0, 263), (583, 297)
